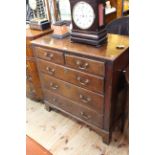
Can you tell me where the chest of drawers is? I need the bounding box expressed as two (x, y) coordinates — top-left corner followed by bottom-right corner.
(32, 33), (129, 144)
(26, 28), (52, 101)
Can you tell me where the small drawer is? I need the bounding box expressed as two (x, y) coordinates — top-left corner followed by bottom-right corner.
(37, 59), (104, 94)
(34, 46), (64, 65)
(41, 74), (104, 114)
(44, 90), (104, 128)
(65, 54), (105, 76)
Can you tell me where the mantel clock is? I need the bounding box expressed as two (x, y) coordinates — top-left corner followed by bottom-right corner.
(69, 0), (107, 47)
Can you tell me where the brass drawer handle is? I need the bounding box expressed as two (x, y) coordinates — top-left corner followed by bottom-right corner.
(46, 66), (55, 75)
(50, 82), (59, 90)
(44, 52), (54, 59)
(77, 76), (89, 86)
(79, 94), (91, 103)
(76, 60), (89, 70)
(80, 112), (91, 120)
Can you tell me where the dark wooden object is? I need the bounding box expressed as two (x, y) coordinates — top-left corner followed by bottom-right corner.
(26, 135), (53, 155)
(26, 27), (53, 101)
(105, 12), (117, 24)
(69, 0), (107, 47)
(32, 33), (129, 144)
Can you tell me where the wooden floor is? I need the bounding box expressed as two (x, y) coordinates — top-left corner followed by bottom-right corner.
(26, 98), (129, 155)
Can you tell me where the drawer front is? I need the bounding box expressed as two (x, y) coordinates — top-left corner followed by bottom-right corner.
(65, 54), (105, 76)
(37, 59), (104, 94)
(41, 74), (104, 113)
(34, 47), (64, 65)
(44, 90), (104, 128)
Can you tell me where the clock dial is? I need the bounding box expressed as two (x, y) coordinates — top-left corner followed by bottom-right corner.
(29, 0), (37, 10)
(73, 1), (95, 30)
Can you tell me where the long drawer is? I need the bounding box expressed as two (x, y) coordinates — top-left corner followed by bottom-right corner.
(41, 74), (104, 114)
(37, 59), (104, 94)
(44, 89), (104, 128)
(65, 54), (105, 76)
(33, 46), (64, 65)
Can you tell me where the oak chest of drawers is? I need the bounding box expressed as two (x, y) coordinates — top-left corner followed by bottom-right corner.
(32, 33), (129, 144)
(26, 27), (52, 101)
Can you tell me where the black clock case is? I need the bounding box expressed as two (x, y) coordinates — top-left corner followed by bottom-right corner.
(69, 0), (107, 47)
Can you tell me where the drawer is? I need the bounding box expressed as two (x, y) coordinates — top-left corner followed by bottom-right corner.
(65, 54), (105, 76)
(34, 46), (64, 65)
(41, 74), (104, 113)
(37, 59), (104, 94)
(44, 90), (104, 128)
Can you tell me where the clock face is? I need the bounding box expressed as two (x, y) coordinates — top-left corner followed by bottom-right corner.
(29, 0), (37, 10)
(72, 1), (95, 30)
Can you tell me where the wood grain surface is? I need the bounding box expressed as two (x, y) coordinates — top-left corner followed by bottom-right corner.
(26, 28), (53, 101)
(32, 33), (129, 143)
(31, 33), (129, 61)
(37, 59), (104, 94)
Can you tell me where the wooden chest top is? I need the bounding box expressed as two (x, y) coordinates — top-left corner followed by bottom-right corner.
(31, 33), (129, 61)
(26, 27), (53, 40)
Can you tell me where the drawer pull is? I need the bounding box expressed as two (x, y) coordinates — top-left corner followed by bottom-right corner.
(50, 83), (59, 90)
(79, 94), (91, 103)
(44, 52), (54, 59)
(77, 76), (89, 86)
(76, 60), (89, 70)
(80, 112), (91, 120)
(46, 67), (55, 75)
